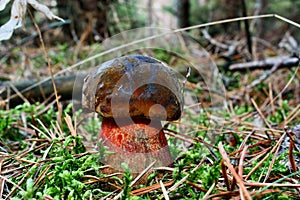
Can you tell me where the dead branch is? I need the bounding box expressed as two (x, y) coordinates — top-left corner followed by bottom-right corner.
(229, 56), (299, 70)
(218, 143), (252, 200)
(245, 60), (281, 90)
(201, 29), (229, 50)
(0, 73), (87, 107)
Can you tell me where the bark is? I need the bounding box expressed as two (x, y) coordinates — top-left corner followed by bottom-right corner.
(0, 73), (87, 107)
(177, 0), (190, 28)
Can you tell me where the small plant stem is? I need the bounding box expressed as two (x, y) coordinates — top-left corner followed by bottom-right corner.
(239, 145), (248, 198)
(251, 170), (300, 198)
(218, 142), (252, 200)
(167, 160), (204, 194)
(202, 181), (216, 200)
(288, 139), (297, 173)
(245, 132), (286, 180)
(262, 134), (283, 183)
(160, 180), (170, 200)
(251, 98), (271, 129)
(221, 160), (230, 190)
(27, 8), (62, 124)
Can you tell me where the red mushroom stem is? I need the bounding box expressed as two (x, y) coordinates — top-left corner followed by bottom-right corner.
(100, 117), (172, 170)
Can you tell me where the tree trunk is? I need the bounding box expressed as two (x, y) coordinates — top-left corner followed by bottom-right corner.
(56, 0), (112, 43)
(177, 0), (190, 28)
(222, 0), (241, 33)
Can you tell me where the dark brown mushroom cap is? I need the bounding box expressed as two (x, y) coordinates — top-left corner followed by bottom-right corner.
(82, 55), (183, 121)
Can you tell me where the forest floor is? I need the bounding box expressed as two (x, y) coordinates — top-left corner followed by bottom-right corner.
(0, 19), (300, 199)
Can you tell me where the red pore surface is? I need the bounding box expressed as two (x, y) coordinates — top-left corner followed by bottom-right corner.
(99, 118), (172, 172)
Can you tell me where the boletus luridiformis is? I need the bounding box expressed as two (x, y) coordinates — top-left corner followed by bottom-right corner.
(82, 55), (183, 172)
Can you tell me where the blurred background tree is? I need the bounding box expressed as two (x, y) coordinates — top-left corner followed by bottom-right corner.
(1, 0), (299, 48)
(56, 0), (113, 43)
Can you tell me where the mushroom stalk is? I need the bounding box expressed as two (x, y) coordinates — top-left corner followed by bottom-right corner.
(100, 118), (172, 169)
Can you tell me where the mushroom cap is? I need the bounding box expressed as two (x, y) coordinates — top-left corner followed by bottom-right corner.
(82, 55), (183, 121)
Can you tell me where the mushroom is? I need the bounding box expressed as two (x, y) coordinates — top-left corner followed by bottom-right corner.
(82, 55), (183, 172)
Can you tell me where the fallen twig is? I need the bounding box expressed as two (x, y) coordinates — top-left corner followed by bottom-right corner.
(245, 61), (281, 90)
(218, 142), (252, 200)
(229, 56), (299, 70)
(245, 132), (286, 180)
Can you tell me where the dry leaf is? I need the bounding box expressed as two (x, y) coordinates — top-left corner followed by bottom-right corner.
(0, 0), (64, 41)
